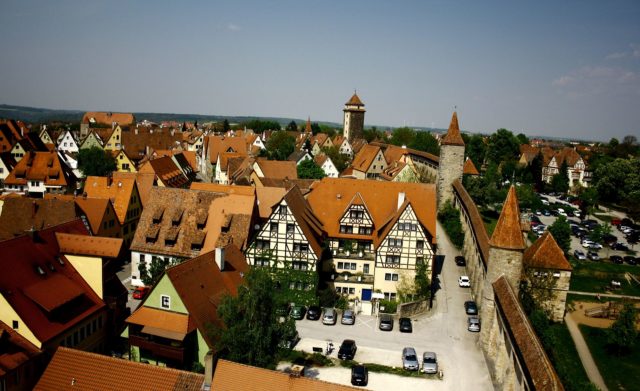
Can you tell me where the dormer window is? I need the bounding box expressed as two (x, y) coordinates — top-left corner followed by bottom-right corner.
(279, 205), (287, 215)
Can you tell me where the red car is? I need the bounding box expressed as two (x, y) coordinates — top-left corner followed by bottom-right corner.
(132, 286), (150, 300)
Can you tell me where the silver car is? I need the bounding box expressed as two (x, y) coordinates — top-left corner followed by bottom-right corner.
(468, 316), (481, 332)
(322, 308), (337, 325)
(401, 347), (419, 371)
(341, 309), (356, 325)
(422, 351), (438, 374)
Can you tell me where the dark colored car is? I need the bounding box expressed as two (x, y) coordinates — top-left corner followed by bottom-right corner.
(455, 256), (466, 266)
(291, 305), (306, 320)
(464, 300), (478, 315)
(610, 255), (623, 264)
(306, 305), (321, 320)
(351, 364), (368, 386)
(399, 317), (412, 333)
(379, 314), (394, 331)
(611, 242), (630, 251)
(623, 256), (637, 266)
(338, 339), (357, 360)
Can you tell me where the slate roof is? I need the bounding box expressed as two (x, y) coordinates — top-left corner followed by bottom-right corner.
(212, 359), (361, 391)
(524, 232), (572, 271)
(492, 276), (564, 391)
(441, 111), (465, 146)
(34, 347), (204, 391)
(490, 186), (525, 250)
(0, 220), (105, 345)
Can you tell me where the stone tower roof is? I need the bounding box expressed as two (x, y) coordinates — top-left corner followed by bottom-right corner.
(524, 231), (572, 271)
(463, 157), (480, 175)
(345, 93), (364, 106)
(305, 117), (312, 133)
(490, 186), (525, 250)
(441, 111), (465, 146)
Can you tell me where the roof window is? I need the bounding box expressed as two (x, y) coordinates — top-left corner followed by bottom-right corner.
(35, 266), (46, 276)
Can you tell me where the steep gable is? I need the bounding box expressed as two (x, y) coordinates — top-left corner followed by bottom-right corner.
(489, 186), (525, 250)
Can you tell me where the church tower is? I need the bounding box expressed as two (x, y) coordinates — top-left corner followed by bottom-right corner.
(480, 186), (525, 358)
(343, 92), (366, 142)
(436, 112), (465, 208)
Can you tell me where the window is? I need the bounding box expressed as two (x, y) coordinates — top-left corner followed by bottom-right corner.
(349, 287), (356, 294)
(12, 320), (18, 329)
(286, 224), (295, 234)
(416, 257), (424, 265)
(255, 258), (270, 267)
(383, 292), (397, 301)
(293, 243), (308, 252)
(350, 262), (357, 270)
(350, 210), (363, 219)
(279, 205), (287, 215)
(385, 255), (400, 264)
(340, 225), (353, 234)
(160, 295), (170, 309)
(389, 238), (403, 247)
(255, 240), (270, 250)
(337, 261), (344, 269)
(270, 222), (278, 233)
(416, 240), (424, 249)
(359, 226), (372, 235)
(384, 273), (399, 281)
(363, 264), (370, 274)
(292, 261), (308, 271)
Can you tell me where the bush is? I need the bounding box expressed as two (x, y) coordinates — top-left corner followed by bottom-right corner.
(438, 200), (465, 249)
(379, 300), (397, 314)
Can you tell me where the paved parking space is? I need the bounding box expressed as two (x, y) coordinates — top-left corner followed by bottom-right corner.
(290, 221), (493, 390)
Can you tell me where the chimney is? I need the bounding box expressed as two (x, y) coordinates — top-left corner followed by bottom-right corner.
(397, 192), (405, 210)
(202, 350), (214, 390)
(215, 247), (225, 271)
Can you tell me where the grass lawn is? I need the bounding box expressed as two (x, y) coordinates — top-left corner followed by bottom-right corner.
(480, 209), (499, 236)
(569, 260), (640, 296)
(579, 325), (640, 391)
(593, 213), (613, 223)
(543, 323), (595, 391)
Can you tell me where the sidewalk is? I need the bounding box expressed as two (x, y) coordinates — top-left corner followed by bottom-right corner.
(569, 290), (640, 300)
(564, 312), (608, 391)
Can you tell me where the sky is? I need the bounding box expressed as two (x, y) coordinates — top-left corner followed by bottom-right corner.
(1, 0), (639, 141)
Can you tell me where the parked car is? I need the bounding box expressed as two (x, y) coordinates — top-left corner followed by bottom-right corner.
(464, 300), (478, 315)
(623, 256), (637, 266)
(468, 316), (481, 332)
(276, 303), (291, 317)
(458, 276), (471, 287)
(543, 210), (551, 216)
(588, 252), (600, 261)
(322, 308), (337, 325)
(401, 347), (419, 371)
(341, 309), (356, 325)
(581, 239), (594, 249)
(422, 351), (438, 374)
(351, 364), (369, 386)
(306, 305), (321, 320)
(573, 250), (587, 261)
(132, 286), (150, 300)
(338, 339), (357, 360)
(610, 255), (623, 264)
(455, 256), (466, 266)
(611, 242), (630, 251)
(290, 305), (306, 320)
(399, 317), (413, 333)
(379, 314), (394, 331)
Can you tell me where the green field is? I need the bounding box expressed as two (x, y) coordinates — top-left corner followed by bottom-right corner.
(569, 260), (640, 296)
(541, 323), (596, 391)
(579, 325), (640, 391)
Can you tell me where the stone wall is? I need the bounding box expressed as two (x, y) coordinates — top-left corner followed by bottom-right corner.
(436, 144), (464, 208)
(398, 299), (429, 318)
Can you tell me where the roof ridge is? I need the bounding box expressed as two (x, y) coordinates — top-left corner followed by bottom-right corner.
(489, 186), (525, 250)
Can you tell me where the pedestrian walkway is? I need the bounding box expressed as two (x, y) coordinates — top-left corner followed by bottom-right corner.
(564, 312), (608, 391)
(569, 290), (640, 300)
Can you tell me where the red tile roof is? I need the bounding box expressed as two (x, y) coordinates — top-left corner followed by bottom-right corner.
(55, 233), (123, 258)
(351, 144), (381, 173)
(0, 321), (42, 377)
(4, 151), (71, 188)
(0, 220), (105, 345)
(463, 157), (480, 175)
(81, 111), (134, 126)
(0, 196), (78, 241)
(34, 347), (204, 391)
(524, 232), (572, 271)
(345, 92), (364, 106)
(83, 176), (137, 225)
(452, 180), (489, 267)
(490, 186), (525, 250)
(254, 158), (298, 179)
(441, 111), (465, 146)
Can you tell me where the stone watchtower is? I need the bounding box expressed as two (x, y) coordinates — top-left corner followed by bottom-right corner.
(480, 186), (525, 363)
(436, 112), (465, 209)
(343, 92), (366, 142)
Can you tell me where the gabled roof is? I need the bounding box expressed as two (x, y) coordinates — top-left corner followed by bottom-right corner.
(34, 347), (204, 391)
(463, 157), (480, 175)
(140, 156), (189, 188)
(345, 92), (364, 107)
(0, 321), (42, 377)
(207, 136), (249, 164)
(212, 359), (362, 391)
(0, 151), (17, 171)
(0, 196), (78, 241)
(441, 111), (465, 146)
(81, 111), (134, 125)
(524, 232), (572, 271)
(4, 151), (71, 187)
(55, 232), (123, 258)
(255, 187), (287, 219)
(490, 186), (525, 250)
(121, 130), (183, 161)
(253, 177), (317, 192)
(73, 197), (113, 235)
(83, 176), (137, 225)
(492, 277), (564, 391)
(0, 220), (105, 345)
(282, 185), (325, 258)
(112, 171), (155, 208)
(351, 144), (381, 173)
(254, 158), (298, 179)
(307, 178), (437, 244)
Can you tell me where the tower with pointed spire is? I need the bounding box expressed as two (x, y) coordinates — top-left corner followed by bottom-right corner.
(343, 92), (365, 142)
(305, 116), (312, 134)
(480, 186), (526, 361)
(436, 112), (465, 208)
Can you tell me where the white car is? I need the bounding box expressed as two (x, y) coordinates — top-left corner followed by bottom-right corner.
(581, 239), (594, 249)
(458, 276), (471, 287)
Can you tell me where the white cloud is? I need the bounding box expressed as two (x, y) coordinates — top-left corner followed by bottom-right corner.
(552, 75), (574, 87)
(606, 52), (627, 60)
(552, 66), (639, 98)
(227, 23), (241, 31)
(606, 43), (640, 60)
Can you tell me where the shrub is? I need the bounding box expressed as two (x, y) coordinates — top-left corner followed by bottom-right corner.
(438, 200), (465, 249)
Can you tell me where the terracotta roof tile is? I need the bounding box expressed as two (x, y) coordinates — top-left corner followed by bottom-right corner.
(207, 136), (250, 164)
(112, 171), (155, 208)
(0, 321), (42, 377)
(35, 347), (204, 390)
(126, 306), (195, 335)
(0, 197), (77, 241)
(73, 197), (114, 235)
(345, 92), (364, 106)
(351, 144), (381, 173)
(141, 156), (189, 187)
(255, 187), (287, 219)
(452, 179), (490, 267)
(55, 232), (123, 258)
(524, 232), (572, 271)
(490, 186), (525, 250)
(283, 185), (325, 258)
(121, 130), (183, 161)
(212, 359), (362, 391)
(81, 111), (134, 126)
(463, 157), (480, 175)
(5, 151), (71, 188)
(441, 111), (465, 146)
(83, 176), (137, 225)
(254, 158), (298, 179)
(492, 277), (564, 391)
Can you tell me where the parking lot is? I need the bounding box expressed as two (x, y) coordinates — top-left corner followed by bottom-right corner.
(289, 221), (493, 390)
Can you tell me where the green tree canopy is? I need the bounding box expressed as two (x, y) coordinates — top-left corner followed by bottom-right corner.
(242, 119), (281, 133)
(389, 127), (416, 147)
(286, 120), (298, 132)
(265, 131), (295, 160)
(486, 128), (521, 165)
(222, 119), (230, 132)
(548, 216), (571, 254)
(551, 161), (569, 194)
(297, 159), (326, 179)
(77, 147), (117, 177)
(466, 134), (487, 169)
(213, 268), (296, 368)
(363, 127), (384, 143)
(516, 133), (530, 145)
(321, 146), (349, 173)
(410, 131), (440, 155)
(607, 303), (638, 355)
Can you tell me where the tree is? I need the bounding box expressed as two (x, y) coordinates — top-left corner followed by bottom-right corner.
(321, 146), (349, 173)
(516, 133), (530, 145)
(593, 158), (640, 220)
(607, 303), (638, 355)
(286, 120), (298, 132)
(529, 152), (544, 191)
(466, 134), (487, 169)
(242, 119), (281, 133)
(265, 131), (295, 160)
(138, 257), (178, 286)
(363, 127), (384, 143)
(222, 119), (230, 132)
(578, 186), (599, 219)
(414, 261), (431, 299)
(77, 147), (117, 177)
(389, 127), (416, 147)
(486, 128), (520, 165)
(310, 123), (321, 135)
(409, 131), (439, 155)
(551, 161), (569, 194)
(548, 216), (571, 254)
(214, 268), (296, 368)
(297, 159), (326, 179)
(437, 200), (465, 249)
